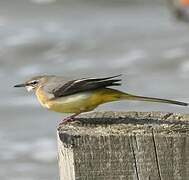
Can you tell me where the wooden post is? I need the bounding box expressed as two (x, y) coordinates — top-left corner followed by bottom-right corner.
(57, 111), (189, 180)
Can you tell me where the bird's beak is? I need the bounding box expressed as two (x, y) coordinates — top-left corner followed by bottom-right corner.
(14, 83), (26, 87)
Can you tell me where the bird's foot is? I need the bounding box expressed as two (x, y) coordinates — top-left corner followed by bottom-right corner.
(58, 113), (81, 126)
(59, 117), (74, 126)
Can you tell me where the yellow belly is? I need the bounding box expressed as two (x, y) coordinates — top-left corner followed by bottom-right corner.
(42, 88), (125, 113)
(46, 92), (96, 113)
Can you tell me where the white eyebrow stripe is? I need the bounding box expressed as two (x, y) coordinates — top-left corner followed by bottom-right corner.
(28, 80), (39, 84)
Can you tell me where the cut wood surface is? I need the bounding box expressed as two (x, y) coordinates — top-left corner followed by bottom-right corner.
(57, 111), (189, 180)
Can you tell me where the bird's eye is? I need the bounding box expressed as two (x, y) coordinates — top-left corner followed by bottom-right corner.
(30, 80), (38, 85)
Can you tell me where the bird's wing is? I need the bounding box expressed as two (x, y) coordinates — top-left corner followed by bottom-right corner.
(52, 75), (122, 97)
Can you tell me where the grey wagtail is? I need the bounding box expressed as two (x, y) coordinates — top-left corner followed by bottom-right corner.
(14, 75), (188, 123)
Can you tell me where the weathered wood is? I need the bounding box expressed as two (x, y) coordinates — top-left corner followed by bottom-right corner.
(57, 111), (189, 180)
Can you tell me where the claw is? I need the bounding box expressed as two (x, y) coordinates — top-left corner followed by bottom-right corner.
(59, 117), (73, 125)
(59, 112), (81, 126)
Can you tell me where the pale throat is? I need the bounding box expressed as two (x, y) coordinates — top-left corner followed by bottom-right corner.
(26, 86), (34, 92)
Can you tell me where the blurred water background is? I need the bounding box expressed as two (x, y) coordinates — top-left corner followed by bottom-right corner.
(1, 0), (189, 179)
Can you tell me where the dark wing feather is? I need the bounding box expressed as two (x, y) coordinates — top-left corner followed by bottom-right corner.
(53, 75), (122, 97)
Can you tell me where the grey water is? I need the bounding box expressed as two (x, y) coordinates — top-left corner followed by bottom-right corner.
(0, 0), (189, 179)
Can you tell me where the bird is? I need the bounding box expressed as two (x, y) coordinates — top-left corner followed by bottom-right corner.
(14, 74), (188, 124)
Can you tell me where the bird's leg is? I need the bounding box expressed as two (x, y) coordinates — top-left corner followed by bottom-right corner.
(59, 112), (81, 125)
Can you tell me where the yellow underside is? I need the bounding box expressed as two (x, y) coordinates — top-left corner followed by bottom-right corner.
(36, 88), (127, 113)
(35, 86), (188, 113)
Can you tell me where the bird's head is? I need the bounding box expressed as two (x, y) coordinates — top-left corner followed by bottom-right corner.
(14, 75), (53, 92)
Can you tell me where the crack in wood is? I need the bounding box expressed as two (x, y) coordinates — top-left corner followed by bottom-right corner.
(163, 113), (173, 120)
(152, 128), (162, 180)
(130, 135), (140, 180)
